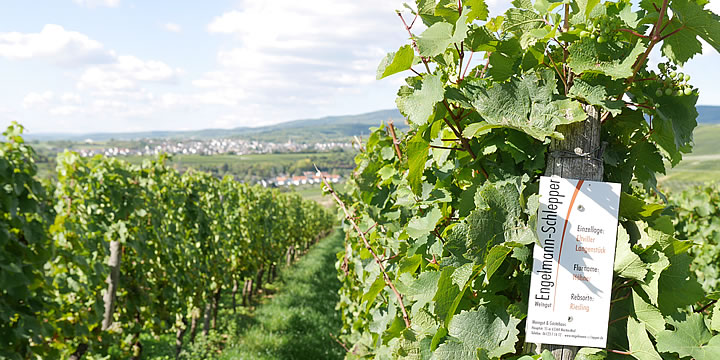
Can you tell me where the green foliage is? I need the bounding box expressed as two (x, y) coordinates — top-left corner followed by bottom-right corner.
(336, 0), (720, 358)
(669, 183), (720, 293)
(0, 123), (54, 359)
(469, 70), (586, 140)
(378, 45), (417, 80)
(655, 313), (720, 359)
(0, 126), (334, 359)
(219, 231), (345, 360)
(397, 75), (446, 126)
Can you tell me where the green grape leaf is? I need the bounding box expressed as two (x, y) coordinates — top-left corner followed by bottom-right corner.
(363, 275), (387, 311)
(418, 0), (437, 16)
(407, 206), (443, 239)
(504, 8), (544, 34)
(469, 70), (585, 140)
(399, 254), (423, 275)
(568, 39), (646, 79)
(568, 79), (623, 115)
(657, 253), (705, 314)
(618, 3), (640, 27)
(627, 317), (663, 360)
(445, 179), (534, 263)
(486, 37), (522, 81)
(407, 133), (430, 195)
(535, 348), (556, 359)
(631, 289), (665, 337)
(485, 245), (513, 281)
(614, 225), (648, 281)
(431, 326), (448, 351)
(377, 45), (416, 79)
(661, 20), (703, 65)
(464, 25), (496, 52)
(511, 0), (532, 10)
(432, 340), (490, 360)
(532, 0), (550, 14)
(402, 270), (442, 314)
(451, 262), (474, 288)
(656, 313), (720, 360)
(661, 0), (720, 65)
(433, 267), (463, 324)
(462, 121), (498, 139)
(397, 74), (445, 126)
(581, 0), (601, 19)
(619, 193), (665, 221)
(629, 142), (665, 194)
(487, 52), (517, 82)
(437, 307), (520, 359)
(650, 93), (698, 165)
(637, 223), (693, 257)
(638, 247), (670, 306)
(435, 0), (460, 23)
(575, 347), (606, 360)
(417, 14), (468, 57)
(712, 302), (720, 332)
(465, 0), (489, 22)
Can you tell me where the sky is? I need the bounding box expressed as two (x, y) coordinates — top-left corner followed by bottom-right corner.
(0, 0), (718, 134)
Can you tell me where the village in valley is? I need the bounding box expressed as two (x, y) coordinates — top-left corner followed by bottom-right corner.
(70, 137), (353, 158)
(33, 136), (350, 188)
(267, 171), (341, 187)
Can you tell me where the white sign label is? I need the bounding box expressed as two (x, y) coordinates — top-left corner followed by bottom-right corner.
(526, 176), (621, 348)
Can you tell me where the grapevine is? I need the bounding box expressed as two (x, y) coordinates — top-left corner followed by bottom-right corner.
(0, 123), (54, 359)
(669, 183), (720, 294)
(335, 0), (720, 358)
(0, 126), (334, 359)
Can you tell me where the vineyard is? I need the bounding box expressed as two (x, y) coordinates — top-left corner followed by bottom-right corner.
(332, 0), (720, 359)
(3, 0), (720, 359)
(0, 123), (334, 359)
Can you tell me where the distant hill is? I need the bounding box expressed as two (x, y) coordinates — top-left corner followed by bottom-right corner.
(26, 109), (406, 142)
(697, 105), (720, 124)
(24, 105), (720, 142)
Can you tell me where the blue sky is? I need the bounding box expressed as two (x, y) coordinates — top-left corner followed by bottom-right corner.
(0, 0), (718, 134)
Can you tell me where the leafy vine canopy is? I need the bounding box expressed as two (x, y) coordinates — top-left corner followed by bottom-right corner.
(334, 0), (720, 359)
(378, 0), (720, 191)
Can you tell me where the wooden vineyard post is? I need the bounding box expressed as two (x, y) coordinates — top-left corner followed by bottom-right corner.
(525, 105), (604, 359)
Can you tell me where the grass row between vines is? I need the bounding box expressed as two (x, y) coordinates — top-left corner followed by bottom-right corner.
(143, 229), (346, 360)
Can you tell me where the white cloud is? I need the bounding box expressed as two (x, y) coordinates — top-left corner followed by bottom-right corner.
(0, 24), (114, 66)
(23, 91), (55, 108)
(164, 23), (182, 33)
(0, 0), (534, 133)
(315, 72), (376, 86)
(49, 105), (83, 116)
(60, 93), (82, 104)
(216, 48), (334, 68)
(207, 1), (398, 49)
(194, 89), (247, 106)
(78, 55), (181, 91)
(195, 0), (409, 120)
(43, 88), (156, 119)
(73, 0), (120, 8)
(207, 11), (243, 34)
(20, 55), (181, 126)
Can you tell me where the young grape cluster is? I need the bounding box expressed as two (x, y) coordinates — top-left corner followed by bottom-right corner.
(579, 16), (622, 44)
(655, 63), (694, 97)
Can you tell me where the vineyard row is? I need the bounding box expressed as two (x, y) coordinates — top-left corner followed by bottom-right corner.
(0, 123), (335, 359)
